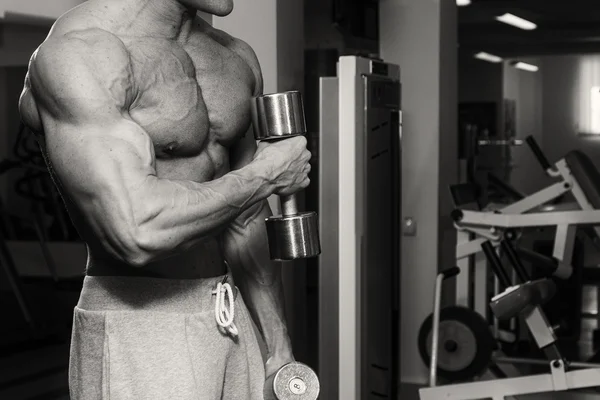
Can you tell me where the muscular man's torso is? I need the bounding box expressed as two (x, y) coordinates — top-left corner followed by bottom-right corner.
(19, 0), (259, 279)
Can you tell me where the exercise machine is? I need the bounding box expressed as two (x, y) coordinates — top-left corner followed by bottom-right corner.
(310, 55), (401, 400)
(420, 137), (600, 399)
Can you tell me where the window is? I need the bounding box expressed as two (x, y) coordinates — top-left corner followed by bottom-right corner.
(591, 86), (600, 134)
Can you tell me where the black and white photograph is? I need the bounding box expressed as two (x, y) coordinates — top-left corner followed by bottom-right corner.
(1, 1), (600, 399)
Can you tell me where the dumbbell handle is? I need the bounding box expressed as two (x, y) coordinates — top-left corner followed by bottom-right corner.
(280, 195), (298, 216)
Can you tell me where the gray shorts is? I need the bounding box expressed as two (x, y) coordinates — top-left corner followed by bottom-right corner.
(69, 272), (265, 400)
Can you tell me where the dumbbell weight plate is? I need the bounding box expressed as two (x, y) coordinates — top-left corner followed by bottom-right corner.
(265, 212), (321, 261)
(268, 362), (320, 400)
(251, 91), (307, 140)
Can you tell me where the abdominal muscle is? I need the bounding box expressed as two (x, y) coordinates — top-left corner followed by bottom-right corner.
(86, 239), (227, 279)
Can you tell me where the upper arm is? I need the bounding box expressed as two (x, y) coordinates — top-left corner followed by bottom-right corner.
(24, 30), (156, 258)
(229, 38), (263, 171)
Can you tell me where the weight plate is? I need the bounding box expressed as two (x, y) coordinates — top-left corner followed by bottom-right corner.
(272, 362), (320, 400)
(418, 306), (495, 381)
(425, 320), (477, 371)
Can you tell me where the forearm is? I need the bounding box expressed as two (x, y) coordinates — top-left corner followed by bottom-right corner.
(124, 160), (275, 263)
(223, 201), (292, 358)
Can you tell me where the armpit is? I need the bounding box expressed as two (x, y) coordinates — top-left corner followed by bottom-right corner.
(19, 74), (43, 133)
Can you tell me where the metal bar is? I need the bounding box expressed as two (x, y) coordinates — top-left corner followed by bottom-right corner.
(500, 240), (529, 283)
(501, 182), (570, 214)
(430, 268), (460, 388)
(522, 306), (558, 351)
(474, 252), (488, 318)
(552, 224), (576, 279)
(494, 356), (600, 369)
(481, 241), (511, 287)
(459, 209), (600, 228)
(457, 237), (498, 260)
(280, 195), (299, 215)
(478, 139), (523, 146)
(525, 135), (552, 172)
(420, 366), (600, 400)
(420, 371), (555, 400)
(429, 273), (445, 387)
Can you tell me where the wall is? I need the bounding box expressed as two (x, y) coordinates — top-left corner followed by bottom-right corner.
(380, 0), (457, 384)
(458, 51), (505, 189)
(458, 52), (547, 195)
(503, 59), (547, 194)
(304, 0), (344, 51)
(0, 23), (51, 207)
(458, 50), (503, 106)
(1, 0), (84, 20)
(542, 55), (600, 165)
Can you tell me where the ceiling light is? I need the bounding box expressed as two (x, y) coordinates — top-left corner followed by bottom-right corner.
(457, 0), (472, 6)
(474, 52), (503, 63)
(496, 13), (537, 30)
(513, 62), (538, 72)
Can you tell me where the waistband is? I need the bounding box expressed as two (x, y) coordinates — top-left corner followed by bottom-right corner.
(77, 271), (236, 314)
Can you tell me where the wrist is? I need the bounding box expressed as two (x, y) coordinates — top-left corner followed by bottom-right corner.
(266, 328), (293, 359)
(244, 159), (276, 199)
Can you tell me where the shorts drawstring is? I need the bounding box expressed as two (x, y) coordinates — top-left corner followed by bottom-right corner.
(212, 275), (238, 337)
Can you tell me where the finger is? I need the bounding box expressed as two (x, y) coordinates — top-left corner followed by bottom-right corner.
(302, 150), (312, 162)
(296, 136), (307, 146)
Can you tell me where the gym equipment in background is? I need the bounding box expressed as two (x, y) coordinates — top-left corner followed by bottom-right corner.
(251, 91), (321, 261)
(420, 237), (600, 399)
(419, 267), (496, 386)
(310, 56), (401, 400)
(0, 122), (82, 349)
(451, 136), (591, 332)
(420, 137), (600, 399)
(418, 269), (496, 383)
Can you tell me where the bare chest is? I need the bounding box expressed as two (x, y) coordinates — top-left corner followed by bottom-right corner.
(123, 35), (255, 178)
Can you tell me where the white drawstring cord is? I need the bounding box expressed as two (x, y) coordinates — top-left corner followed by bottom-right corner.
(212, 280), (238, 337)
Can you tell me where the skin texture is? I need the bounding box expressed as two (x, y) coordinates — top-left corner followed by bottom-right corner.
(19, 0), (310, 378)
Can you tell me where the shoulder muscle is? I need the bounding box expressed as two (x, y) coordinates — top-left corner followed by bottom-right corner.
(27, 29), (134, 123)
(208, 26), (263, 96)
(230, 37), (263, 96)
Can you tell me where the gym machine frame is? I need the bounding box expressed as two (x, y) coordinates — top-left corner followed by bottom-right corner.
(317, 56), (401, 400)
(421, 260), (600, 400)
(455, 137), (590, 321)
(420, 136), (600, 399)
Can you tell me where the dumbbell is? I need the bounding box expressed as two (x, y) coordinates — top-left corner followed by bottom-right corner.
(251, 91), (321, 261)
(264, 362), (320, 400)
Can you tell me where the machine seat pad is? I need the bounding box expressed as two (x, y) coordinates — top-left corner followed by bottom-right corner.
(565, 150), (600, 209)
(490, 279), (556, 321)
